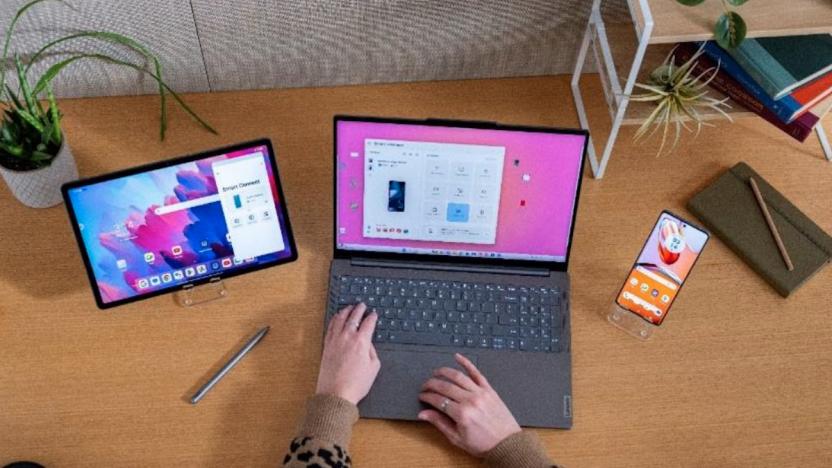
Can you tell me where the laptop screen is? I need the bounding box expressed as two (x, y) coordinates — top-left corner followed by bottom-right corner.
(335, 118), (586, 264)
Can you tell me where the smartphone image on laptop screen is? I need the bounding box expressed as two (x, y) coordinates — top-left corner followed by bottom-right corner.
(387, 180), (405, 212)
(615, 211), (709, 325)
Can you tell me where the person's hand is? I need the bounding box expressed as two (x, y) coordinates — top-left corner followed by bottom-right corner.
(315, 303), (380, 405)
(418, 353), (521, 456)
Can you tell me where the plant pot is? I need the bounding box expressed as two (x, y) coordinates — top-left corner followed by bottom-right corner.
(0, 138), (79, 208)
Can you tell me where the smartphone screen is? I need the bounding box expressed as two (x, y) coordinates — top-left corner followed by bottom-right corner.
(615, 211), (709, 325)
(388, 180), (405, 212)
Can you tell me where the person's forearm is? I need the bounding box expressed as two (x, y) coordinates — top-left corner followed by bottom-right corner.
(483, 431), (562, 468)
(282, 394), (358, 467)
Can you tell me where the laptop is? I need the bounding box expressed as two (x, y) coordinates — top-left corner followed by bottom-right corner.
(326, 116), (588, 428)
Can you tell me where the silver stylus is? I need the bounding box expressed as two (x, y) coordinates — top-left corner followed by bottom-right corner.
(190, 326), (270, 404)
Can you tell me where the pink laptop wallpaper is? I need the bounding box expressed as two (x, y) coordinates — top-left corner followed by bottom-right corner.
(335, 120), (585, 262)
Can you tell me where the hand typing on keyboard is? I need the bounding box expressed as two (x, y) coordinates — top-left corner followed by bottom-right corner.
(332, 275), (567, 353)
(315, 303), (380, 405)
(286, 302), (559, 467)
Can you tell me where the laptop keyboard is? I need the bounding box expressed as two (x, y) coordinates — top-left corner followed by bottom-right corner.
(328, 275), (568, 353)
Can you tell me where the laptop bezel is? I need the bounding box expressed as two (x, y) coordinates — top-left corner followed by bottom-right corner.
(62, 138), (299, 309)
(332, 115), (588, 273)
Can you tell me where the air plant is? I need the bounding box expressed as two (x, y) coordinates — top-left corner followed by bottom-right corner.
(629, 46), (732, 156)
(676, 0), (749, 49)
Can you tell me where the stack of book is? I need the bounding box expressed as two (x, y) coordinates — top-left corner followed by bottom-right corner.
(675, 35), (832, 142)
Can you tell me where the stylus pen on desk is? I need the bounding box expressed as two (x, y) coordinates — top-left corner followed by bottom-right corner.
(190, 326), (270, 405)
(749, 177), (794, 271)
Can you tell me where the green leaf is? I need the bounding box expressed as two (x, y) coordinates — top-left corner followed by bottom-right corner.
(15, 56), (38, 112)
(35, 53), (216, 137)
(0, 140), (25, 157)
(42, 120), (54, 144)
(103, 56), (213, 137)
(715, 12), (747, 49)
(13, 107), (45, 133)
(0, 125), (12, 142)
(22, 30), (167, 139)
(47, 85), (62, 144)
(5, 85), (25, 111)
(36, 97), (47, 117)
(31, 149), (55, 161)
(32, 55), (88, 96)
(675, 0), (706, 5)
(1, 1), (206, 142)
(725, 0), (748, 6)
(26, 31), (156, 75)
(1, 0), (63, 101)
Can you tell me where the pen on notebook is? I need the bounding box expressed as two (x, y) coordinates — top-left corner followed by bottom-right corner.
(749, 177), (794, 272)
(190, 326), (270, 404)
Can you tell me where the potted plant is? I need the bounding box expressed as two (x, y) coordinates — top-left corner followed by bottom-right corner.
(0, 57), (76, 208)
(0, 0), (216, 208)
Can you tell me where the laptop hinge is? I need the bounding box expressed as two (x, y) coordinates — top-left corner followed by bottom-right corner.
(350, 258), (551, 277)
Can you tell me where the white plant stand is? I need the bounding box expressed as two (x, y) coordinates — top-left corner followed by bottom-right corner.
(571, 0), (832, 179)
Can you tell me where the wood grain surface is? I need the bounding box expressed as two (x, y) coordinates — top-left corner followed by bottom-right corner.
(1, 75), (831, 467)
(631, 0), (832, 44)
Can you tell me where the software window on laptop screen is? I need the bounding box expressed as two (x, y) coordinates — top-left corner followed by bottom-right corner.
(336, 120), (586, 262)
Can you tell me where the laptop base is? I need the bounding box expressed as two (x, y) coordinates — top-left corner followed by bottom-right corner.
(326, 258), (573, 429)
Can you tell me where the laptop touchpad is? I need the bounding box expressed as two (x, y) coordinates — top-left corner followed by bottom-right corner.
(360, 350), (477, 421)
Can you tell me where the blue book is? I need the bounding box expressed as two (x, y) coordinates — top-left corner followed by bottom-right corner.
(698, 41), (803, 124)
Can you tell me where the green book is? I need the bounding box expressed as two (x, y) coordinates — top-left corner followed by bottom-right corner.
(687, 162), (832, 297)
(726, 34), (832, 100)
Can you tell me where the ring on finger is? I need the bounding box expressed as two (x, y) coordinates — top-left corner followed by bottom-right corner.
(440, 398), (451, 413)
(349, 320), (360, 330)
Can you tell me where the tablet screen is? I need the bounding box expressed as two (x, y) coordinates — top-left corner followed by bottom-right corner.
(63, 140), (296, 308)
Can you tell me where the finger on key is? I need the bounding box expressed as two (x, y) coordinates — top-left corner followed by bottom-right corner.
(358, 310), (378, 342)
(343, 302), (367, 334)
(328, 304), (352, 339)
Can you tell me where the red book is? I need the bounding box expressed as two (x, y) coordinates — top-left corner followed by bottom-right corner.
(675, 43), (817, 142)
(791, 71), (832, 113)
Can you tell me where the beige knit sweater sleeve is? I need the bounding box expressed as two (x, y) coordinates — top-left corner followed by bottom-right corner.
(283, 394), (358, 467)
(282, 394), (560, 467)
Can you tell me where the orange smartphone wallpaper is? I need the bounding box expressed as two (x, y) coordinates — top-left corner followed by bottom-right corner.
(616, 211), (709, 325)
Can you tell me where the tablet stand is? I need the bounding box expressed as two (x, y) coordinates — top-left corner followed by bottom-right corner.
(606, 302), (657, 341)
(177, 277), (228, 307)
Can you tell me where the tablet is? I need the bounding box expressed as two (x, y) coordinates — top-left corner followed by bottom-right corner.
(62, 139), (297, 309)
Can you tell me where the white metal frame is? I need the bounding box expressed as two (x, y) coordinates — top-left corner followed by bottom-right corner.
(571, 0), (832, 179)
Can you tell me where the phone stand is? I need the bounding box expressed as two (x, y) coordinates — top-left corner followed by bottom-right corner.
(177, 277), (228, 307)
(606, 302), (657, 341)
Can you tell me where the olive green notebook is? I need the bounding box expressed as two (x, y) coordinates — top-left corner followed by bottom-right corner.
(687, 162), (832, 297)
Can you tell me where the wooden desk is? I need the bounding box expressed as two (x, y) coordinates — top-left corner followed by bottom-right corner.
(2, 76), (831, 467)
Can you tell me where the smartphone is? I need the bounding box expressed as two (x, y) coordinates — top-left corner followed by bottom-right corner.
(615, 211), (709, 326)
(388, 180), (405, 212)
